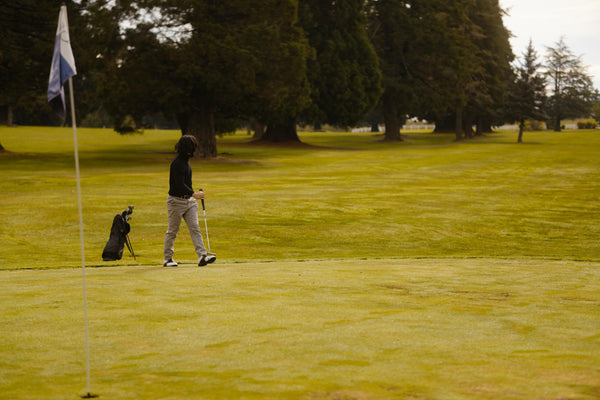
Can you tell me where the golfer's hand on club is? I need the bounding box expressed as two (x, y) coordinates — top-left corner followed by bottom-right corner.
(192, 190), (204, 200)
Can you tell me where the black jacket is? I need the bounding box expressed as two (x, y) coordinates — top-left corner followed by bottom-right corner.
(168, 154), (194, 197)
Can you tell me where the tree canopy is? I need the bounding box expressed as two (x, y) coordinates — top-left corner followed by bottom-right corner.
(95, 0), (313, 156)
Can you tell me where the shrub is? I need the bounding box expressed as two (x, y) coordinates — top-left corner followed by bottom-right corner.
(524, 120), (546, 131)
(577, 119), (598, 129)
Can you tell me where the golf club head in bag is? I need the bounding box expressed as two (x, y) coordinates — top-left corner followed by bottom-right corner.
(122, 205), (134, 221)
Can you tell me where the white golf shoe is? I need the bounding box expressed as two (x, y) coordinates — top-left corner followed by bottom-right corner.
(198, 254), (216, 266)
(163, 259), (178, 267)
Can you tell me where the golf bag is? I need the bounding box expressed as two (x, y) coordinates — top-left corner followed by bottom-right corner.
(102, 206), (136, 261)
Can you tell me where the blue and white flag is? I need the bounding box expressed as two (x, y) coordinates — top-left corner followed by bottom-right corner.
(48, 5), (77, 121)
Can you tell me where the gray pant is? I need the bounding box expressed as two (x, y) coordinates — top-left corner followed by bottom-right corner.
(163, 195), (207, 260)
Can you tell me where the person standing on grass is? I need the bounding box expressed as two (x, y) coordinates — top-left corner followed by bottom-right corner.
(163, 135), (216, 267)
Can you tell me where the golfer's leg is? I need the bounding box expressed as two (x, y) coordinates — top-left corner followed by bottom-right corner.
(164, 197), (184, 260)
(183, 199), (207, 257)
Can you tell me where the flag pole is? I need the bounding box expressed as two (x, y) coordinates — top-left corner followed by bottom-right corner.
(68, 77), (93, 399)
(48, 6), (95, 396)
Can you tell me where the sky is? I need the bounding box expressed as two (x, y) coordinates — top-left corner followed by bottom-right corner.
(499, 0), (600, 90)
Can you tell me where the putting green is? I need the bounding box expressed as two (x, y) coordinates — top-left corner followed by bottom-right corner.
(1, 258), (598, 399)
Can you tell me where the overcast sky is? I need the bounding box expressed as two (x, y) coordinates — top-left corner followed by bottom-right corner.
(499, 0), (600, 90)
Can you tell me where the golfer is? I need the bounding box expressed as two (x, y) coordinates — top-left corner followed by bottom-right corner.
(163, 135), (216, 267)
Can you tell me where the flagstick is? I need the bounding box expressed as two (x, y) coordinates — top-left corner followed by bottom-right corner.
(68, 77), (94, 399)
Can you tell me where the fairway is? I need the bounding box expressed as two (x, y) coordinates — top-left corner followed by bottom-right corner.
(1, 127), (599, 268)
(1, 127), (599, 399)
(1, 258), (599, 399)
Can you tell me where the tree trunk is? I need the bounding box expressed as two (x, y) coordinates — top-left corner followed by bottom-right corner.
(370, 121), (380, 132)
(252, 121), (265, 140)
(183, 104), (217, 158)
(463, 113), (474, 139)
(433, 113), (455, 133)
(475, 120), (482, 136)
(0, 105), (14, 127)
(517, 120), (524, 143)
(382, 95), (403, 141)
(7, 105), (13, 127)
(480, 118), (493, 133)
(455, 106), (463, 141)
(1, 105), (11, 150)
(554, 116), (562, 132)
(261, 118), (300, 143)
(553, 79), (561, 132)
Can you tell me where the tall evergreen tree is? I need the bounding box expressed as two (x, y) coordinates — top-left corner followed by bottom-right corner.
(545, 37), (597, 132)
(368, 0), (483, 141)
(237, 1), (312, 143)
(298, 0), (382, 129)
(463, 0), (513, 136)
(429, 0), (512, 140)
(367, 0), (414, 141)
(505, 40), (546, 143)
(259, 0), (384, 143)
(437, 0), (483, 141)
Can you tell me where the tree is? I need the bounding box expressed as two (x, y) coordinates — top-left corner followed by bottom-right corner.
(367, 0), (415, 141)
(368, 0), (486, 141)
(440, 0), (486, 141)
(462, 0), (513, 137)
(254, 0), (384, 143)
(0, 0), (66, 149)
(95, 0), (311, 156)
(72, 0), (128, 129)
(1, 1), (109, 132)
(504, 40), (546, 143)
(234, 1), (312, 143)
(430, 0), (512, 139)
(298, 0), (382, 130)
(101, 24), (175, 133)
(545, 37), (596, 131)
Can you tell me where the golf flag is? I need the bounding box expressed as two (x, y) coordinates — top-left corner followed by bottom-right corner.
(48, 4), (77, 120)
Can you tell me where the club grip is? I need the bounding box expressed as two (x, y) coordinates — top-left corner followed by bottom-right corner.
(199, 188), (205, 210)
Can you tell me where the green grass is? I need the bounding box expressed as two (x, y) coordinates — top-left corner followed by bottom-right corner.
(1, 126), (599, 267)
(1, 259), (599, 399)
(0, 126), (599, 399)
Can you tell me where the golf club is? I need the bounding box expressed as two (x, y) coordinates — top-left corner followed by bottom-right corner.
(123, 205), (136, 260)
(199, 188), (215, 256)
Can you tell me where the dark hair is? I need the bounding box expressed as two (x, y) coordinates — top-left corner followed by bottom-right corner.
(175, 135), (198, 156)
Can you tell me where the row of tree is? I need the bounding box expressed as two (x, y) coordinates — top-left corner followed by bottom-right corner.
(507, 37), (598, 143)
(1, 0), (598, 155)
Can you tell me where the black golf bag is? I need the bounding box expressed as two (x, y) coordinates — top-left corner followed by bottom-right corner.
(102, 206), (136, 261)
